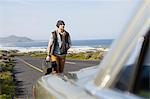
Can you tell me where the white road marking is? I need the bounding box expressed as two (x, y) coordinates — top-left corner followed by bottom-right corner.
(66, 61), (76, 64)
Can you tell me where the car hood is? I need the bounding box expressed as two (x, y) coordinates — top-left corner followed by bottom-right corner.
(34, 72), (141, 99)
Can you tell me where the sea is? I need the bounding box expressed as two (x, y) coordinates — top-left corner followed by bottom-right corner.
(0, 39), (113, 49)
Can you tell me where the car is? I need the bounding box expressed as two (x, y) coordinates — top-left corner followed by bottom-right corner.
(33, 0), (150, 99)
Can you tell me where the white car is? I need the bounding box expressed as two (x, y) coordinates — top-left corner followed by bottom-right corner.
(33, 0), (150, 99)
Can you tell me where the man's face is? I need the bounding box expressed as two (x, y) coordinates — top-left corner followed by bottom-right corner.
(59, 24), (65, 30)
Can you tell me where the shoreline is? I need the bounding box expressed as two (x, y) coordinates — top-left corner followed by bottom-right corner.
(0, 46), (109, 53)
(0, 46), (108, 60)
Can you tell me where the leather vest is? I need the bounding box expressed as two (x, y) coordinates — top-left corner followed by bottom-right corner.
(50, 30), (70, 55)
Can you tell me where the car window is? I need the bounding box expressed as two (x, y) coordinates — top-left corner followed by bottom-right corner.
(112, 36), (145, 91)
(112, 31), (150, 98)
(134, 33), (150, 98)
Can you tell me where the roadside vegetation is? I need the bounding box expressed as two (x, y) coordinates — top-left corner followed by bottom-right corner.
(16, 51), (105, 60)
(0, 50), (16, 99)
(67, 51), (104, 60)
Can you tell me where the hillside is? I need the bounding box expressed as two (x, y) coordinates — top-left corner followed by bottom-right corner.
(0, 35), (33, 43)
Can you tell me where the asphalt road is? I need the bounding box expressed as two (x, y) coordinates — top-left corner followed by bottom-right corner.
(14, 56), (100, 99)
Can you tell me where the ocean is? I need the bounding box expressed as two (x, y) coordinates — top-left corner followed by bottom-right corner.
(0, 39), (113, 49)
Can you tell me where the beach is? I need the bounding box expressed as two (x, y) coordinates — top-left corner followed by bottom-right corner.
(0, 46), (109, 53)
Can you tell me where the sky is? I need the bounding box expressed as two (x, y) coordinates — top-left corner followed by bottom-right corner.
(0, 0), (140, 40)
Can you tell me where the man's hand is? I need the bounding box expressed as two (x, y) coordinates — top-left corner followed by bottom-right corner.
(46, 55), (51, 61)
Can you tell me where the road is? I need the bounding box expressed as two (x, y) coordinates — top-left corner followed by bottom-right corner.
(14, 56), (100, 99)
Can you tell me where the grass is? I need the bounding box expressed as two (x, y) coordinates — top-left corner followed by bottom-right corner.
(17, 51), (104, 60)
(0, 62), (14, 71)
(0, 71), (13, 80)
(138, 91), (150, 98)
(0, 94), (13, 99)
(0, 50), (16, 99)
(67, 51), (104, 60)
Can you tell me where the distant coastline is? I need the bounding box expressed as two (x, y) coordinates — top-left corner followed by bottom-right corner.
(0, 35), (113, 54)
(0, 36), (110, 60)
(0, 35), (33, 43)
(0, 39), (113, 48)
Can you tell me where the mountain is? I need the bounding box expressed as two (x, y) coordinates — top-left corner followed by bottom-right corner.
(0, 35), (33, 43)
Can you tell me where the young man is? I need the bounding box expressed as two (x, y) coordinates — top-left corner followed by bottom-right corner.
(46, 20), (71, 73)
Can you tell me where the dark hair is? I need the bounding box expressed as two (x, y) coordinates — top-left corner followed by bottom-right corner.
(56, 20), (65, 28)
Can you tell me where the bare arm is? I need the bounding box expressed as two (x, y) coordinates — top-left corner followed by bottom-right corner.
(47, 33), (53, 56)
